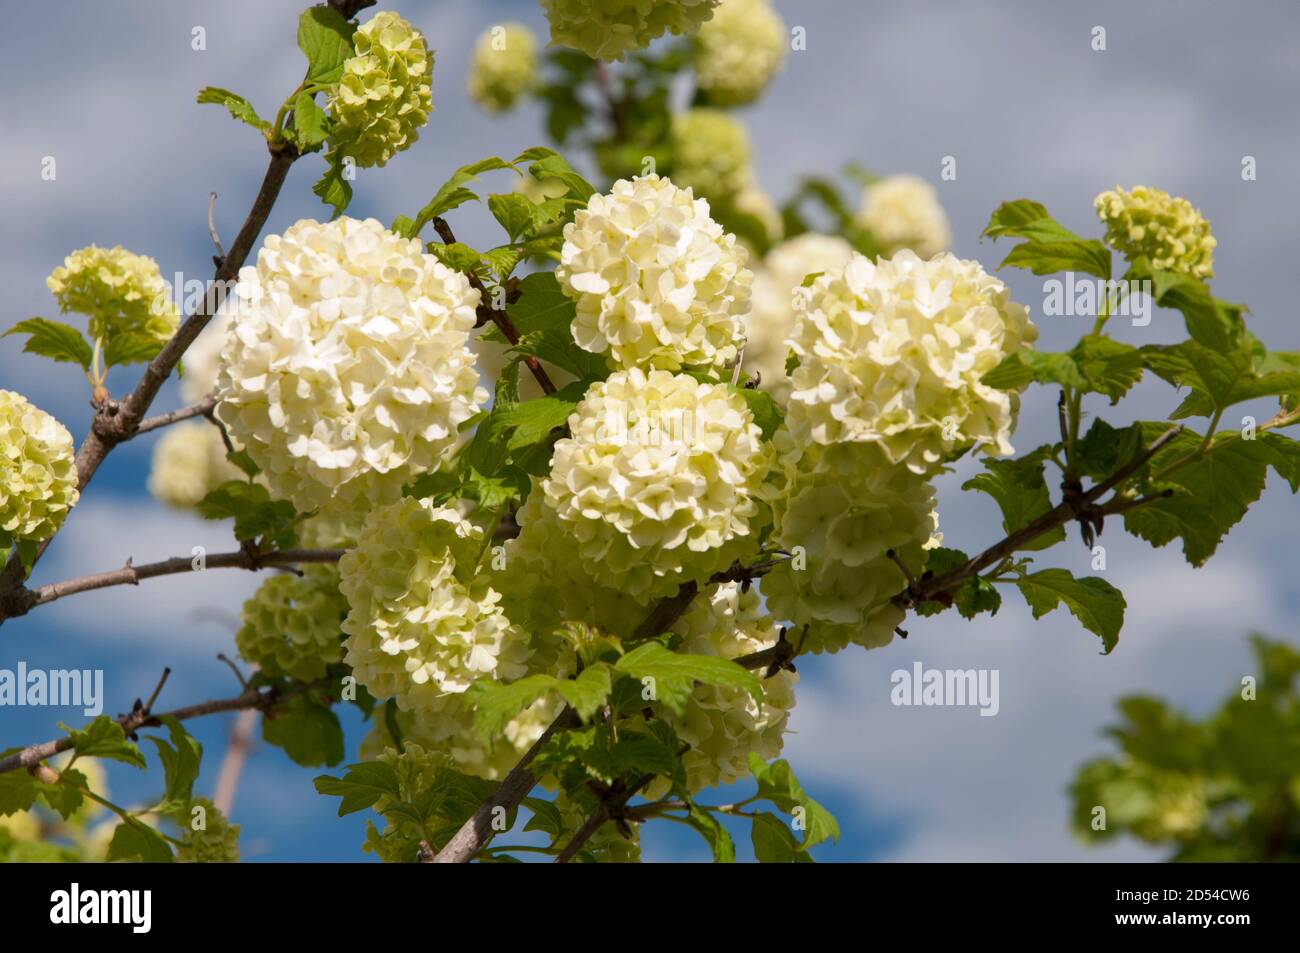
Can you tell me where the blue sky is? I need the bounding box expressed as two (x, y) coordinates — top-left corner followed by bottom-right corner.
(2, 0), (1298, 861)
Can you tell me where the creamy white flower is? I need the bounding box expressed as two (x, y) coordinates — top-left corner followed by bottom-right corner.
(556, 174), (751, 373)
(655, 582), (797, 793)
(147, 422), (244, 510)
(0, 390), (79, 550)
(216, 217), (486, 514)
(745, 233), (855, 404)
(540, 0), (720, 61)
(693, 0), (787, 106)
(786, 250), (1036, 475)
(339, 498), (529, 718)
(856, 174), (951, 259)
(541, 369), (770, 601)
(761, 438), (937, 654)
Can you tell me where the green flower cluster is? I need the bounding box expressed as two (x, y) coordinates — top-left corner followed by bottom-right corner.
(540, 0), (720, 62)
(1094, 185), (1216, 279)
(329, 11), (434, 168)
(175, 798), (240, 863)
(46, 245), (178, 348)
(235, 565), (347, 682)
(467, 23), (538, 114)
(669, 108), (752, 202)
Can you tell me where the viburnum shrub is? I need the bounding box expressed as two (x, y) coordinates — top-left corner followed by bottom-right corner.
(3, 0), (1299, 866)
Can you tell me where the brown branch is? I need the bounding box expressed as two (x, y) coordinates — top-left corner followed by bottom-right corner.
(554, 773), (653, 863)
(430, 216), (556, 396)
(0, 677), (329, 776)
(0, 145), (299, 610)
(134, 395), (218, 436)
(1, 548), (344, 621)
(208, 191), (226, 265)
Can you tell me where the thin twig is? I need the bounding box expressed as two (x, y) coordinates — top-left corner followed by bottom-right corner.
(553, 773), (653, 864)
(134, 395), (218, 436)
(208, 191), (225, 264)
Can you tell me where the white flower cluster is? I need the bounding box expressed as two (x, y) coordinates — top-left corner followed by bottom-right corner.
(541, 368), (770, 601)
(556, 174), (751, 374)
(147, 422), (244, 510)
(693, 0), (787, 106)
(658, 582), (797, 792)
(786, 250), (1037, 475)
(539, 0), (720, 61)
(669, 108), (753, 203)
(216, 217), (485, 514)
(0, 390), (79, 551)
(856, 174), (951, 260)
(762, 439), (939, 654)
(338, 498), (529, 718)
(467, 22), (538, 113)
(745, 233), (855, 404)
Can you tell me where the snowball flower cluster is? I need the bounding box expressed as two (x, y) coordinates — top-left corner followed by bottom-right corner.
(147, 422), (244, 510)
(669, 108), (752, 202)
(746, 233), (855, 403)
(786, 250), (1036, 475)
(693, 0), (787, 106)
(856, 175), (951, 260)
(235, 565), (347, 682)
(46, 245), (178, 348)
(541, 369), (770, 601)
(175, 798), (240, 864)
(216, 217), (485, 514)
(0, 390), (79, 551)
(328, 11), (434, 168)
(1094, 185), (1216, 279)
(657, 582), (797, 792)
(762, 440), (938, 654)
(556, 174), (751, 373)
(339, 498), (529, 718)
(467, 22), (537, 113)
(539, 0), (720, 61)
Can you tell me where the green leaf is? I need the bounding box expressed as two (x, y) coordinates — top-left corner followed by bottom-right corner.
(983, 337), (1141, 404)
(982, 199), (1080, 243)
(750, 811), (800, 863)
(197, 481), (298, 548)
(487, 193), (536, 243)
(1000, 239), (1112, 280)
(262, 695), (344, 767)
(34, 768), (85, 821)
(1015, 568), (1125, 653)
(522, 796), (567, 837)
(954, 575), (1003, 620)
(1074, 419), (1143, 482)
(961, 449), (1065, 551)
(314, 761), (402, 817)
(107, 818), (174, 863)
(411, 157), (518, 236)
(69, 716), (146, 768)
(491, 273), (607, 382)
(297, 5), (357, 85)
(313, 152), (353, 220)
(552, 664), (613, 722)
(145, 716), (203, 809)
(730, 385), (783, 440)
(0, 771), (36, 816)
(1137, 264), (1242, 354)
(615, 642), (762, 716)
(4, 318), (93, 370)
(196, 86), (270, 132)
(289, 91), (330, 151)
(103, 331), (165, 368)
(1123, 429), (1270, 566)
(514, 147), (595, 204)
(582, 731), (679, 783)
(428, 241), (484, 274)
(686, 804), (735, 862)
(483, 383), (584, 454)
(469, 674), (561, 740)
(747, 754), (840, 850)
(1142, 339), (1300, 419)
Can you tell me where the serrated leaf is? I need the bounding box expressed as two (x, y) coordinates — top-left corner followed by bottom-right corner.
(103, 331), (165, 368)
(1142, 339), (1300, 419)
(552, 664), (612, 722)
(314, 761), (402, 817)
(484, 383), (584, 454)
(514, 147), (595, 203)
(313, 152), (353, 220)
(4, 318), (93, 370)
(196, 86), (270, 131)
(69, 716), (146, 768)
(615, 642), (763, 716)
(582, 731), (678, 783)
(1000, 239), (1111, 280)
(145, 716), (202, 808)
(0, 771), (36, 816)
(197, 481), (298, 548)
(487, 192), (536, 242)
(750, 811), (799, 863)
(961, 449), (1065, 551)
(262, 695), (343, 768)
(290, 91), (330, 151)
(983, 337), (1140, 404)
(1015, 568), (1125, 653)
(686, 804), (735, 862)
(1137, 264), (1242, 354)
(297, 5), (357, 85)
(1074, 419), (1143, 482)
(410, 157), (518, 236)
(982, 199), (1080, 243)
(34, 768), (85, 821)
(747, 754), (840, 849)
(107, 818), (173, 863)
(522, 796), (566, 837)
(469, 674), (561, 740)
